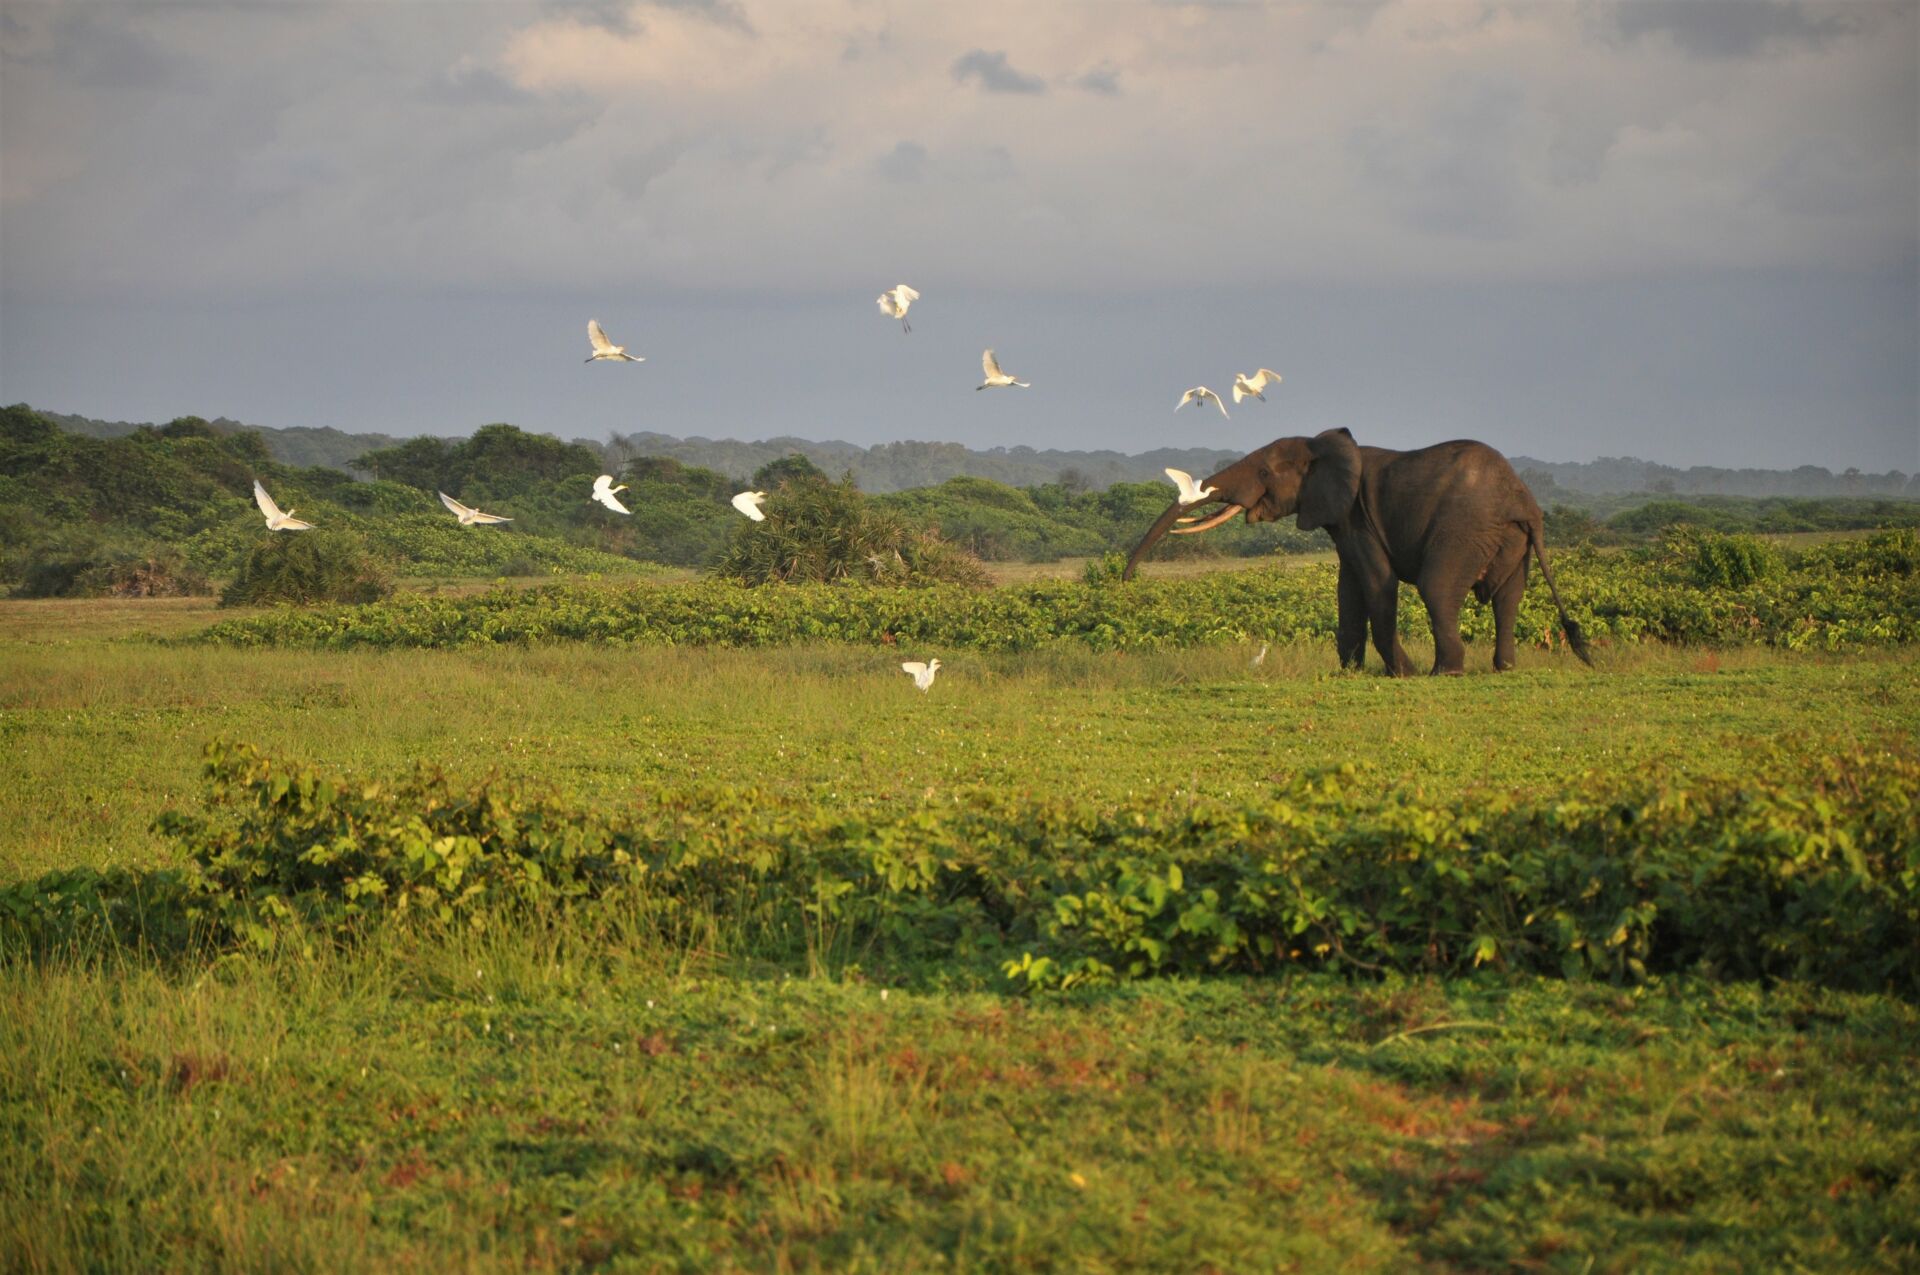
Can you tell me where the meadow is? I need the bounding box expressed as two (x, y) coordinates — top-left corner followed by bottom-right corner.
(3, 561), (1918, 1272)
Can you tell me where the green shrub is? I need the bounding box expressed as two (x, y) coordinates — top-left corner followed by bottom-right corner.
(715, 475), (989, 587)
(220, 529), (393, 607)
(7, 740), (1915, 999)
(196, 542), (1920, 653)
(14, 536), (212, 598)
(1680, 530), (1784, 589)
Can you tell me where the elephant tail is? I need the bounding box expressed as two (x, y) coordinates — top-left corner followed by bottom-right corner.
(1526, 523), (1593, 667)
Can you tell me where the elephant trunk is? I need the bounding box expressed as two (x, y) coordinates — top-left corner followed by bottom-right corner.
(1122, 500), (1192, 581)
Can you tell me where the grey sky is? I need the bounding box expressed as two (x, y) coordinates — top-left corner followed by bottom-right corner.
(1, 0), (1915, 471)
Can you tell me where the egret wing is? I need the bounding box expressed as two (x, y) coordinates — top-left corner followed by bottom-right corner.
(901, 662), (929, 678)
(598, 491), (631, 514)
(253, 480), (283, 521)
(731, 491), (767, 521)
(438, 491), (472, 518)
(468, 511), (512, 524)
(279, 517), (315, 531)
(587, 320), (615, 354)
(896, 285), (918, 304)
(982, 349), (1003, 379)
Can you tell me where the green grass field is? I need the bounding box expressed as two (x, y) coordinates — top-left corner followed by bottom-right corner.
(3, 585), (1917, 1271)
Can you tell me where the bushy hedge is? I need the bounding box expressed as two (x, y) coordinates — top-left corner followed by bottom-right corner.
(220, 530), (394, 606)
(714, 475), (990, 587)
(4, 740), (1914, 997)
(195, 531), (1920, 653)
(13, 536), (212, 598)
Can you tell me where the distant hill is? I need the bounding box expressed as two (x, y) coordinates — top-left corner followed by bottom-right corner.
(37, 409), (406, 474)
(24, 405), (1915, 499)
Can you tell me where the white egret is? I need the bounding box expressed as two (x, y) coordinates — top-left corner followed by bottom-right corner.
(252, 481), (314, 532)
(1252, 642), (1269, 667)
(592, 474), (631, 514)
(876, 284), (919, 333)
(901, 659), (942, 691)
(1232, 368), (1282, 403)
(585, 320), (643, 363)
(977, 349), (1029, 390)
(731, 490), (767, 521)
(438, 492), (513, 526)
(1177, 387), (1229, 418)
(1163, 468), (1217, 505)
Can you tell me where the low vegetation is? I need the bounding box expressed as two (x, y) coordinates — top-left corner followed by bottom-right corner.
(197, 529), (1920, 653)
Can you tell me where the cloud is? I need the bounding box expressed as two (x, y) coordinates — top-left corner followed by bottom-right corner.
(1607, 0), (1853, 59)
(873, 140), (927, 183)
(1071, 63), (1122, 95)
(950, 48), (1046, 94)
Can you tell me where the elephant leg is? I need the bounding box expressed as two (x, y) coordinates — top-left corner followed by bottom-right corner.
(1367, 585), (1413, 677)
(1489, 547), (1529, 671)
(1417, 556), (1484, 676)
(1336, 558), (1368, 669)
(1417, 581), (1467, 675)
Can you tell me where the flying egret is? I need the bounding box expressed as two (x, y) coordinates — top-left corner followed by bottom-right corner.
(438, 492), (513, 526)
(977, 349), (1029, 390)
(731, 490), (767, 521)
(585, 320), (643, 363)
(1232, 368), (1282, 403)
(1177, 387), (1229, 418)
(901, 658), (942, 691)
(592, 474), (631, 514)
(1164, 468), (1217, 505)
(252, 480), (314, 532)
(876, 284), (919, 333)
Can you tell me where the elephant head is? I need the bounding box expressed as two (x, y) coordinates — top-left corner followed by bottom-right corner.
(1122, 428), (1361, 580)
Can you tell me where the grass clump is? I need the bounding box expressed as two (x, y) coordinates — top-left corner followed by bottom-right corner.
(715, 474), (989, 588)
(220, 529), (392, 607)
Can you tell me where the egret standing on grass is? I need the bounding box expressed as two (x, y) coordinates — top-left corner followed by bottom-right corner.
(1177, 387), (1229, 418)
(592, 475), (631, 514)
(438, 492), (513, 526)
(252, 480), (313, 531)
(732, 491), (767, 521)
(585, 320), (643, 363)
(1232, 368), (1282, 403)
(977, 349), (1029, 390)
(901, 659), (942, 691)
(876, 285), (919, 333)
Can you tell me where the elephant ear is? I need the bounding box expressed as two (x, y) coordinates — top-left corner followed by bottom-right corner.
(1296, 428), (1361, 531)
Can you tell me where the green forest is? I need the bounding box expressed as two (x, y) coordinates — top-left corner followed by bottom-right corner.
(5, 402), (1917, 600)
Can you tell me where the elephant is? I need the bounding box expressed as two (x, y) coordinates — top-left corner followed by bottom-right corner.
(1124, 429), (1591, 676)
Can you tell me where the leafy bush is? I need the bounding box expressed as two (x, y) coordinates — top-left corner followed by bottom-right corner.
(198, 534), (1920, 653)
(7, 740), (1915, 999)
(714, 475), (990, 587)
(220, 530), (393, 607)
(13, 536), (212, 598)
(1672, 530), (1784, 589)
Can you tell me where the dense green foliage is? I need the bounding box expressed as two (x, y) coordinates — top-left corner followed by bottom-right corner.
(220, 530), (394, 607)
(714, 474), (990, 587)
(6, 739), (1914, 1000)
(0, 405), (645, 586)
(13, 535), (211, 599)
(199, 530), (1920, 653)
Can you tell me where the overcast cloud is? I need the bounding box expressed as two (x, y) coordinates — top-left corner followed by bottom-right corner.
(1, 0), (1914, 470)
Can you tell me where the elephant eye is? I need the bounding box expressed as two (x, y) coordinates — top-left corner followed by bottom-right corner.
(1257, 466), (1271, 478)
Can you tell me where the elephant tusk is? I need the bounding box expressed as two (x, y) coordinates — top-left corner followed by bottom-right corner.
(1169, 504), (1244, 535)
(1175, 515), (1200, 524)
